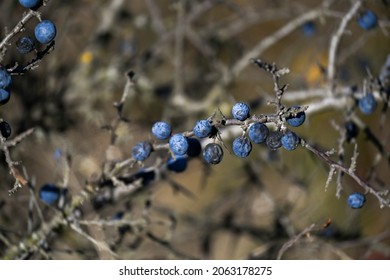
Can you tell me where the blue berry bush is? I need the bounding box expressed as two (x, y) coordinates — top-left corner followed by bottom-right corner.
(1, 0), (390, 260)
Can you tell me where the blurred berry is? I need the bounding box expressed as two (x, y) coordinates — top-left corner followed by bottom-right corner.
(187, 137), (202, 157)
(358, 10), (378, 30)
(130, 168), (156, 186)
(16, 36), (35, 54)
(0, 88), (11, 105)
(266, 131), (283, 150)
(248, 123), (269, 144)
(169, 134), (188, 156)
(193, 119), (212, 138)
(203, 143), (223, 164)
(358, 93), (376, 115)
(152, 121), (172, 140)
(0, 68), (12, 89)
(132, 141), (152, 161)
(345, 121), (359, 142)
(347, 192), (366, 209)
(0, 121), (11, 139)
(167, 156), (187, 173)
(302, 21), (315, 36)
(39, 184), (61, 205)
(281, 131), (300, 151)
(34, 20), (57, 44)
(18, 0), (42, 9)
(112, 211), (124, 220)
(232, 137), (252, 158)
(232, 102), (250, 121)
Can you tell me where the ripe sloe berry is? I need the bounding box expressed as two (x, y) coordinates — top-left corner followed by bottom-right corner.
(286, 106), (306, 127)
(358, 93), (376, 115)
(345, 121), (359, 142)
(203, 143), (223, 164)
(0, 89), (11, 105)
(248, 123), (269, 144)
(187, 137), (202, 157)
(16, 36), (35, 54)
(152, 121), (172, 140)
(39, 183), (61, 205)
(347, 192), (366, 209)
(34, 20), (57, 44)
(0, 121), (11, 139)
(193, 119), (212, 138)
(169, 134), (188, 156)
(132, 141), (152, 161)
(232, 102), (250, 121)
(302, 21), (315, 36)
(0, 68), (12, 89)
(18, 0), (42, 9)
(232, 137), (252, 158)
(266, 131), (283, 150)
(167, 156), (187, 173)
(358, 10), (378, 30)
(281, 130), (300, 151)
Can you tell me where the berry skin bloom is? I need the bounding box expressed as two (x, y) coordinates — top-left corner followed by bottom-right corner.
(248, 123), (269, 144)
(193, 119), (213, 138)
(152, 121), (172, 140)
(34, 20), (57, 44)
(232, 102), (250, 121)
(167, 156), (187, 173)
(266, 131), (283, 150)
(0, 68), (12, 89)
(286, 106), (306, 127)
(232, 137), (252, 158)
(347, 192), (366, 209)
(39, 184), (61, 205)
(16, 36), (35, 54)
(358, 10), (378, 30)
(0, 88), (11, 105)
(281, 131), (300, 151)
(0, 121), (11, 139)
(358, 93), (376, 115)
(203, 143), (224, 164)
(132, 141), (152, 161)
(18, 0), (42, 9)
(187, 137), (202, 157)
(169, 134), (189, 156)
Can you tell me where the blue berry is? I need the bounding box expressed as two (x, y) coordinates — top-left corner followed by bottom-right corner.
(302, 21), (315, 36)
(358, 93), (376, 115)
(34, 20), (57, 44)
(0, 121), (11, 139)
(152, 121), (172, 140)
(203, 143), (223, 164)
(232, 137), (252, 158)
(266, 131), (283, 150)
(0, 68), (12, 89)
(132, 141), (152, 161)
(18, 0), (42, 9)
(187, 137), (202, 157)
(131, 168), (156, 186)
(193, 119), (213, 138)
(0, 88), (11, 105)
(345, 121), (359, 142)
(169, 134), (188, 156)
(347, 192), (366, 209)
(248, 123), (269, 144)
(358, 10), (378, 30)
(232, 102), (250, 121)
(167, 156), (187, 173)
(39, 183), (61, 205)
(16, 36), (35, 54)
(112, 211), (124, 220)
(286, 106), (306, 127)
(281, 131), (300, 151)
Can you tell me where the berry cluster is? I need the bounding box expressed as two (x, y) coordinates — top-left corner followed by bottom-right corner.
(0, 1), (57, 139)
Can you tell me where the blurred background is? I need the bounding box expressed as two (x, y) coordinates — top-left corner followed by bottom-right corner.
(0, 0), (390, 259)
